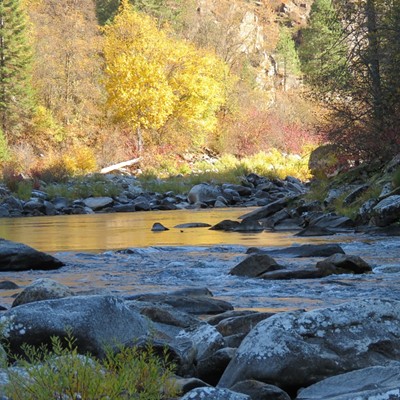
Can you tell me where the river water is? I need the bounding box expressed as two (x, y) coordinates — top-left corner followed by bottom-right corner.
(0, 208), (399, 312)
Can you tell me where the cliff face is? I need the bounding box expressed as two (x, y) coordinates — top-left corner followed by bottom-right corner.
(193, 0), (313, 92)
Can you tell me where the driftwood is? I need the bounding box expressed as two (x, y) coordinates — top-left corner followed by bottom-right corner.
(100, 157), (142, 174)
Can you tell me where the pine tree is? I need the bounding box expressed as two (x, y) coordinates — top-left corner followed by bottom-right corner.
(0, 0), (35, 135)
(275, 27), (301, 91)
(298, 0), (348, 95)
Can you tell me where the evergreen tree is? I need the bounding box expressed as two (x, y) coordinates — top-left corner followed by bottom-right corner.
(298, 0), (348, 95)
(0, 0), (35, 135)
(275, 27), (301, 91)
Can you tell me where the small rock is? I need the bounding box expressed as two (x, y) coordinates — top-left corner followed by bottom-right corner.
(151, 222), (169, 231)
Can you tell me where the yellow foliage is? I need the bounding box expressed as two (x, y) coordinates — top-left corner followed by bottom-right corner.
(103, 1), (233, 149)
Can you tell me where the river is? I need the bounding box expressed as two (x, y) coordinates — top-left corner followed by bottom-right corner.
(0, 209), (399, 312)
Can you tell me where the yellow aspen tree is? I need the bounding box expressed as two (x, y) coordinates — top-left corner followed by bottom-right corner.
(103, 0), (176, 151)
(103, 0), (232, 151)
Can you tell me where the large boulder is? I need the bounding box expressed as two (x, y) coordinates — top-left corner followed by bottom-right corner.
(371, 195), (400, 226)
(1, 295), (149, 358)
(0, 239), (64, 271)
(187, 184), (222, 205)
(296, 362), (400, 400)
(218, 299), (400, 392)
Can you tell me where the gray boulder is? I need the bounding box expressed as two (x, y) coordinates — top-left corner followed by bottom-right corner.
(83, 196), (113, 211)
(218, 299), (400, 391)
(188, 183), (222, 205)
(12, 278), (74, 307)
(181, 387), (251, 400)
(372, 195), (400, 226)
(0, 239), (64, 271)
(1, 295), (149, 358)
(296, 362), (400, 400)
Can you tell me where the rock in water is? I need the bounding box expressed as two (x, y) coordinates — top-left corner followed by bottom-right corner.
(151, 222), (169, 231)
(0, 239), (64, 271)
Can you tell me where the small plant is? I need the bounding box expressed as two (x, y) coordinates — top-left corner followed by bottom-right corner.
(6, 334), (178, 400)
(14, 180), (34, 201)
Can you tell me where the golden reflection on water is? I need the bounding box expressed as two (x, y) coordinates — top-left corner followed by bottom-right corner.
(0, 208), (336, 253)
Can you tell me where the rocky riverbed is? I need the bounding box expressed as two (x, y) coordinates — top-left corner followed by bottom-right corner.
(0, 155), (400, 399)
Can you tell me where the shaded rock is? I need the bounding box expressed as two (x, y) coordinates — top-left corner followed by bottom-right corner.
(356, 198), (378, 225)
(316, 254), (372, 275)
(0, 239), (64, 271)
(259, 268), (326, 280)
(218, 299), (400, 391)
(1, 295), (149, 358)
(343, 184), (370, 205)
(239, 198), (288, 222)
(222, 184), (252, 197)
(250, 243), (345, 258)
(231, 380), (291, 400)
(23, 198), (45, 214)
(128, 293), (233, 315)
(229, 254), (282, 277)
(216, 312), (275, 337)
(151, 222), (169, 231)
(177, 323), (225, 361)
(137, 303), (200, 328)
(295, 226), (334, 236)
(174, 222), (212, 228)
(83, 197), (113, 210)
(296, 362), (400, 400)
(372, 195), (400, 226)
(273, 218), (303, 231)
(233, 220), (264, 232)
(188, 183), (222, 204)
(12, 278), (74, 307)
(210, 220), (240, 231)
(174, 377), (211, 395)
(181, 387), (251, 400)
(206, 310), (259, 326)
(52, 197), (69, 211)
(307, 213), (354, 229)
(259, 209), (290, 229)
(197, 347), (236, 386)
(0, 206), (10, 217)
(0, 281), (18, 290)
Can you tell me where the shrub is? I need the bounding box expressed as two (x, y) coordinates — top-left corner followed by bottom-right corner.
(6, 335), (178, 400)
(0, 128), (10, 164)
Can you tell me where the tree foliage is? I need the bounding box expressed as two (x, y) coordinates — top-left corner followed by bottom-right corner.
(103, 0), (231, 151)
(0, 0), (35, 136)
(299, 0), (400, 160)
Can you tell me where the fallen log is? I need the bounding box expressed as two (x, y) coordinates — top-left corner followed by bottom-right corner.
(100, 157), (142, 174)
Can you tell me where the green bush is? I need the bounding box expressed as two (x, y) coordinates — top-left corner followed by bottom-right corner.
(6, 335), (178, 400)
(392, 166), (400, 189)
